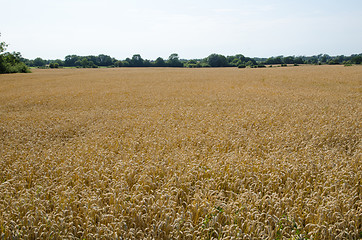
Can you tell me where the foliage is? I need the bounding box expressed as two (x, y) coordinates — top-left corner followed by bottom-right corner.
(49, 63), (58, 68)
(33, 57), (46, 67)
(130, 54), (144, 67)
(351, 55), (362, 64)
(207, 53), (228, 67)
(167, 53), (183, 67)
(328, 59), (340, 65)
(154, 57), (166, 67)
(20, 51), (362, 69)
(265, 56), (283, 65)
(0, 35), (8, 53)
(0, 33), (30, 74)
(114, 61), (123, 67)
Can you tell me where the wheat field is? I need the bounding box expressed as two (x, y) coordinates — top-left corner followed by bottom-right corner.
(0, 66), (361, 239)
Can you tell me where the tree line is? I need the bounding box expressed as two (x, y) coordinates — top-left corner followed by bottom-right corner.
(1, 33), (362, 74)
(23, 53), (362, 69)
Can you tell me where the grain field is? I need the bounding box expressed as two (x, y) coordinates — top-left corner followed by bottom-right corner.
(0, 66), (361, 239)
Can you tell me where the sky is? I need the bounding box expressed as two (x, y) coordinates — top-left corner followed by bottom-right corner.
(1, 0), (362, 60)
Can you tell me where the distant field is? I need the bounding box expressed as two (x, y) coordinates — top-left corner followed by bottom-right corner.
(0, 66), (361, 239)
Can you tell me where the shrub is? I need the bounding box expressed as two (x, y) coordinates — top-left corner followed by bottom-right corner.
(200, 63), (211, 67)
(1, 61), (30, 73)
(344, 61), (353, 67)
(0, 52), (30, 74)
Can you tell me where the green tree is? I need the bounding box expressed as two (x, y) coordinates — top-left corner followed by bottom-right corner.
(0, 35), (8, 54)
(33, 57), (46, 67)
(131, 54), (144, 67)
(327, 59), (339, 65)
(97, 54), (114, 66)
(283, 56), (295, 64)
(265, 56), (282, 65)
(294, 57), (304, 64)
(55, 59), (63, 67)
(207, 54), (228, 67)
(114, 61), (123, 67)
(227, 54), (245, 67)
(80, 58), (89, 68)
(321, 54), (330, 63)
(167, 53), (183, 67)
(245, 60), (254, 67)
(351, 55), (362, 64)
(122, 60), (130, 67)
(0, 33), (30, 73)
(154, 57), (166, 67)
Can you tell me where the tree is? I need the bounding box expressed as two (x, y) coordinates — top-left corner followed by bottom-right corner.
(33, 57), (46, 67)
(351, 55), (362, 64)
(154, 57), (166, 67)
(245, 60), (254, 67)
(307, 56), (319, 64)
(207, 54), (228, 67)
(114, 61), (123, 67)
(265, 56), (282, 65)
(122, 60), (130, 67)
(80, 58), (89, 68)
(321, 54), (330, 63)
(54, 59), (64, 67)
(0, 33), (30, 73)
(227, 54), (245, 66)
(167, 53), (183, 67)
(283, 56), (295, 64)
(294, 57), (304, 64)
(0, 34), (8, 54)
(327, 59), (339, 65)
(97, 54), (114, 66)
(65, 55), (80, 67)
(131, 54), (144, 67)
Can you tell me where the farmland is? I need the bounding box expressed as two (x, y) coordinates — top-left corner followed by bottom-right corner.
(0, 66), (361, 239)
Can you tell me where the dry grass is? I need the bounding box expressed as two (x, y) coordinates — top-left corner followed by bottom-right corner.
(0, 66), (361, 239)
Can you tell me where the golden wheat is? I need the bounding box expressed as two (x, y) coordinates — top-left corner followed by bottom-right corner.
(0, 66), (361, 239)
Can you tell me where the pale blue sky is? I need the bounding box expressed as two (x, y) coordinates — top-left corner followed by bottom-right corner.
(1, 0), (361, 60)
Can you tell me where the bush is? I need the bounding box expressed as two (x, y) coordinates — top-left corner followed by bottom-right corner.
(114, 61), (123, 67)
(237, 64), (246, 68)
(0, 50), (30, 74)
(200, 63), (211, 68)
(0, 62), (30, 73)
(328, 59), (339, 65)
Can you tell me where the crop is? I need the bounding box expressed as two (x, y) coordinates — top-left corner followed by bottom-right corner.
(0, 66), (361, 239)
